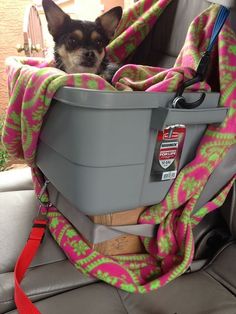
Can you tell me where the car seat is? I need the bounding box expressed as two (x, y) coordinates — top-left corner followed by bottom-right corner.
(1, 0), (236, 313)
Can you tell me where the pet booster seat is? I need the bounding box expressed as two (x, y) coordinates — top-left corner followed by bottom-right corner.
(2, 0), (236, 313)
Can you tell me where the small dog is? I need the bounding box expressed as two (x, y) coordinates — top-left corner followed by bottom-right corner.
(42, 0), (122, 81)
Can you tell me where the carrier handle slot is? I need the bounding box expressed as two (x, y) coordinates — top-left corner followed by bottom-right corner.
(150, 107), (228, 130)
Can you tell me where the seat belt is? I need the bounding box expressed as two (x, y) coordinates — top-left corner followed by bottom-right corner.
(14, 180), (50, 314)
(13, 5), (230, 313)
(14, 217), (47, 314)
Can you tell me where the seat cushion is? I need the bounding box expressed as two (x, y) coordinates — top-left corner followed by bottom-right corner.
(6, 283), (127, 314)
(0, 189), (38, 273)
(6, 270), (236, 314)
(118, 243), (236, 314)
(0, 167), (33, 192)
(0, 261), (97, 313)
(118, 270), (236, 314)
(129, 0), (210, 67)
(6, 243), (236, 314)
(0, 188), (66, 273)
(206, 242), (236, 295)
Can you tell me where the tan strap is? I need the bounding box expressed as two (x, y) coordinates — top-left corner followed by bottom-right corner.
(48, 184), (155, 243)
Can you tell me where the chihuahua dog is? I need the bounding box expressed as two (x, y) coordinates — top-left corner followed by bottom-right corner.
(42, 0), (122, 81)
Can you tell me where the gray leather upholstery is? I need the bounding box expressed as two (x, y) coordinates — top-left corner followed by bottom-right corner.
(221, 183), (236, 238)
(0, 261), (97, 313)
(207, 242), (236, 296)
(118, 246), (236, 314)
(0, 167), (32, 192)
(130, 0), (209, 67)
(130, 0), (236, 67)
(0, 169), (66, 274)
(6, 284), (127, 314)
(0, 189), (38, 273)
(5, 243), (236, 314)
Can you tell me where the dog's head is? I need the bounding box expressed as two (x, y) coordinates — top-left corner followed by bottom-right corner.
(42, 0), (122, 74)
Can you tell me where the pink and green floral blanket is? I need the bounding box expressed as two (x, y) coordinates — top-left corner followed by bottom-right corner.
(2, 0), (236, 293)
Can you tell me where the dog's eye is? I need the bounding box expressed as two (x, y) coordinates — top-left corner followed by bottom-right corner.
(67, 37), (78, 48)
(96, 39), (103, 47)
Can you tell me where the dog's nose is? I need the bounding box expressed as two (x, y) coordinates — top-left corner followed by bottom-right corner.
(84, 50), (95, 59)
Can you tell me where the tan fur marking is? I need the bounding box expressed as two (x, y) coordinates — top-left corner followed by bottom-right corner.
(57, 44), (68, 58)
(57, 44), (72, 71)
(91, 31), (101, 41)
(73, 30), (83, 40)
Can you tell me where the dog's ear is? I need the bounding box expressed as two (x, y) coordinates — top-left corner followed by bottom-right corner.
(96, 7), (122, 40)
(42, 0), (70, 38)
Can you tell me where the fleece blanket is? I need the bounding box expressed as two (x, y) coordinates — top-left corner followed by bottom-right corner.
(2, 0), (236, 293)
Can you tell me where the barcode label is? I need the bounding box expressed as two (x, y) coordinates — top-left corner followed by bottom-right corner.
(161, 141), (178, 149)
(161, 171), (177, 181)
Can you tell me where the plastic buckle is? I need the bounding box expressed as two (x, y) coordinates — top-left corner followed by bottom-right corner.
(33, 219), (48, 229)
(31, 178), (52, 244)
(30, 216), (48, 243)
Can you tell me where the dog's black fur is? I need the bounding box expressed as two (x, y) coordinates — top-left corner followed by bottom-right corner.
(42, 0), (122, 81)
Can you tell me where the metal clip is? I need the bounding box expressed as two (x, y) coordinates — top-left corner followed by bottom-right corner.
(38, 180), (50, 206)
(37, 180), (52, 219)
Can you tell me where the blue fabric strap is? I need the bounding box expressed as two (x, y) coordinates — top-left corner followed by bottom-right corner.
(196, 5), (230, 80)
(207, 6), (230, 52)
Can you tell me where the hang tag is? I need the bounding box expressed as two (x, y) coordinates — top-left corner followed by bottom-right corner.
(150, 125), (186, 181)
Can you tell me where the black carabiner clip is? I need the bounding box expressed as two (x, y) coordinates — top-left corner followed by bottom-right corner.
(172, 52), (211, 109)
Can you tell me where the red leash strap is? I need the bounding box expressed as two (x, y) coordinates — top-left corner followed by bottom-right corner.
(14, 218), (47, 314)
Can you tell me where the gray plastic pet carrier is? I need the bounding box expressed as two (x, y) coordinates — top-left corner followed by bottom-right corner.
(36, 89), (227, 214)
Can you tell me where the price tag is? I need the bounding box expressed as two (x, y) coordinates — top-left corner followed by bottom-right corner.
(150, 125), (186, 181)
